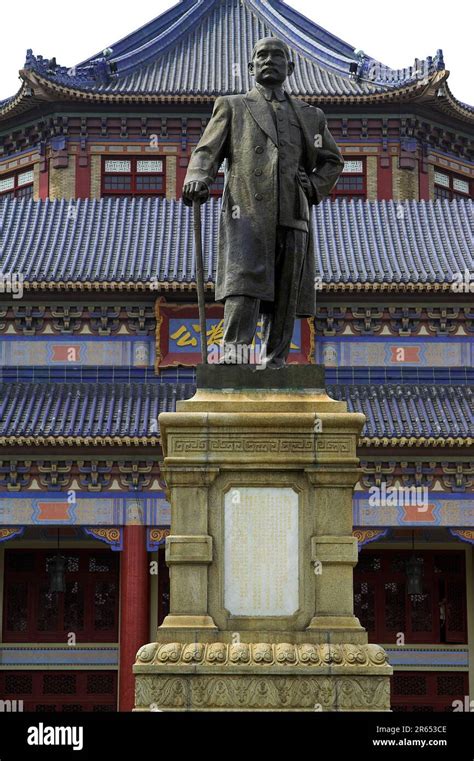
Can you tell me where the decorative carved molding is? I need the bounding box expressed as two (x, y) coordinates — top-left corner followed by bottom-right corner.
(0, 460), (32, 491)
(37, 461), (73, 490)
(83, 527), (122, 551)
(135, 672), (391, 710)
(359, 461), (396, 489)
(89, 305), (120, 336)
(450, 529), (474, 546)
(136, 642), (389, 668)
(440, 463), (474, 492)
(13, 305), (45, 335)
(170, 437), (315, 454)
(0, 527), (25, 543)
(77, 460), (114, 491)
(50, 305), (84, 333)
(147, 528), (170, 552)
(126, 305), (156, 335)
(353, 528), (389, 548)
(118, 461), (154, 490)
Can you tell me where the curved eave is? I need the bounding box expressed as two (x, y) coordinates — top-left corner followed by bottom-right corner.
(361, 436), (474, 448)
(429, 80), (474, 125)
(0, 81), (46, 122)
(13, 281), (470, 294)
(2, 67), (472, 128)
(0, 435), (161, 447)
(0, 434), (470, 449)
(3, 67), (448, 104)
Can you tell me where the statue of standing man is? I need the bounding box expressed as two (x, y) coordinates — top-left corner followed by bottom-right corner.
(183, 37), (344, 368)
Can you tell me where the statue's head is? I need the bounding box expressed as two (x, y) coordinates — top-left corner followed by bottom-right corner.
(248, 37), (295, 87)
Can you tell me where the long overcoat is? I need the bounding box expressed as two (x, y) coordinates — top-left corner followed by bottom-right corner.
(184, 87), (344, 316)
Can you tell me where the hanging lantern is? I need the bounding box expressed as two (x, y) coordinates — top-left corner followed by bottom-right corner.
(49, 554), (66, 593)
(406, 554), (423, 597)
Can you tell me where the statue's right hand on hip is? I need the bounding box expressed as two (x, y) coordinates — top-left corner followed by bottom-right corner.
(182, 180), (209, 207)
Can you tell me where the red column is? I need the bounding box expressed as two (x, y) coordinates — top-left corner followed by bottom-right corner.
(118, 526), (150, 711)
(377, 156), (392, 200)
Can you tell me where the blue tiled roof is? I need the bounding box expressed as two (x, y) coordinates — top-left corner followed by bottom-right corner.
(0, 382), (471, 441)
(20, 0), (447, 98)
(1, 197), (472, 286)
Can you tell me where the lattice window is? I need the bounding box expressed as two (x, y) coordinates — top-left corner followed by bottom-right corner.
(64, 581), (85, 630)
(43, 674), (76, 695)
(393, 674), (427, 696)
(0, 176), (15, 192)
(136, 160), (163, 173)
(5, 674), (33, 694)
(5, 582), (28, 631)
(354, 581), (375, 633)
(342, 160), (363, 173)
(354, 550), (467, 645)
(3, 549), (119, 643)
(393, 671), (427, 695)
(410, 592), (433, 632)
(0, 167), (34, 198)
(0, 671), (118, 712)
(453, 177), (469, 194)
(89, 556), (113, 572)
(104, 160), (131, 173)
(356, 554), (381, 573)
(434, 185), (451, 201)
(434, 171), (449, 187)
(102, 156), (165, 197)
(392, 672), (469, 712)
(18, 169), (34, 186)
(434, 168), (472, 200)
(37, 586), (59, 632)
(332, 157), (366, 201)
(94, 582), (117, 630)
(437, 673), (465, 695)
(87, 673), (115, 694)
(384, 581), (406, 632)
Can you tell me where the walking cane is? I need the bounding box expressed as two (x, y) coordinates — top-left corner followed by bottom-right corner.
(193, 200), (208, 364)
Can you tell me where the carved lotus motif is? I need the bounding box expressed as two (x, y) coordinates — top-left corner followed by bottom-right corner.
(320, 644), (344, 664)
(367, 644), (388, 665)
(182, 643), (205, 663)
(136, 643), (157, 663)
(207, 643), (227, 663)
(298, 644), (320, 664)
(343, 644), (368, 665)
(157, 643), (181, 663)
(229, 643), (251, 663)
(275, 643), (296, 663)
(252, 643), (273, 663)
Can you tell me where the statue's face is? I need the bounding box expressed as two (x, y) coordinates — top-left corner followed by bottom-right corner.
(249, 40), (294, 86)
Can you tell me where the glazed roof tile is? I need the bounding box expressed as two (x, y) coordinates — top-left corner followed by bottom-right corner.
(1, 197), (472, 286)
(0, 382), (471, 441)
(21, 0), (446, 98)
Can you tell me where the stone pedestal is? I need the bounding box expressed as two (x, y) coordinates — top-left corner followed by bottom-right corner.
(134, 366), (391, 711)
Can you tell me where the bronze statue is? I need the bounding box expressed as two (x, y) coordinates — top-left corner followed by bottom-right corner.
(183, 37), (344, 367)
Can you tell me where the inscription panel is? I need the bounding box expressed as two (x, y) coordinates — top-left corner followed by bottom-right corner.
(224, 487), (298, 616)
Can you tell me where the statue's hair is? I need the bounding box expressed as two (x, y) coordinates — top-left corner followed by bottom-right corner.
(251, 37), (291, 62)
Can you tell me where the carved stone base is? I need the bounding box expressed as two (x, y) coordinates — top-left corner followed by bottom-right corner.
(134, 642), (392, 711)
